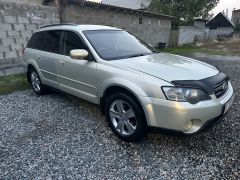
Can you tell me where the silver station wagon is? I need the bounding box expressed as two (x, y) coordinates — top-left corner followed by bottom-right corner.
(23, 24), (234, 141)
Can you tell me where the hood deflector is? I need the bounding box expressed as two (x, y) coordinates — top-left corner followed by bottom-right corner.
(171, 72), (229, 94)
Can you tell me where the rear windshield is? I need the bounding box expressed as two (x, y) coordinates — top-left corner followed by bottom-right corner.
(83, 30), (155, 60)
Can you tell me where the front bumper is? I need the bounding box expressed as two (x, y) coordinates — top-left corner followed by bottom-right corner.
(140, 82), (234, 134)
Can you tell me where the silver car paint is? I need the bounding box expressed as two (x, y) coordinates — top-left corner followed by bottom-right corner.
(113, 53), (219, 81)
(23, 25), (234, 133)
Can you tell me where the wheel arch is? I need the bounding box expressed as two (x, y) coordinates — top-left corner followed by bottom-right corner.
(26, 64), (35, 82)
(26, 60), (42, 83)
(100, 85), (147, 124)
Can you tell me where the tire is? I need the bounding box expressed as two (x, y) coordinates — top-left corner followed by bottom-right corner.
(105, 92), (147, 142)
(29, 68), (47, 95)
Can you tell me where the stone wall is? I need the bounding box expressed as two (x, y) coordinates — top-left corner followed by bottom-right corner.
(62, 5), (172, 47)
(0, 1), (59, 65)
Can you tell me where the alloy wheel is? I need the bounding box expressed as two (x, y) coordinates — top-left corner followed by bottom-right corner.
(30, 71), (41, 92)
(109, 100), (137, 136)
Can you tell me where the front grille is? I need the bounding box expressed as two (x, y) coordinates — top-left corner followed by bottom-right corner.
(214, 80), (229, 98)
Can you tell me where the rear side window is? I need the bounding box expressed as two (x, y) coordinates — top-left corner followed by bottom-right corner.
(27, 30), (61, 54)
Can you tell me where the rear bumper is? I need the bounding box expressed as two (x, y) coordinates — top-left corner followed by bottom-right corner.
(140, 82), (234, 134)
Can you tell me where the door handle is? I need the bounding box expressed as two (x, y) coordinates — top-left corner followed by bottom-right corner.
(58, 61), (65, 66)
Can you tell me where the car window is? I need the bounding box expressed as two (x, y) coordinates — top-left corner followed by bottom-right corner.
(61, 31), (88, 56)
(27, 30), (61, 54)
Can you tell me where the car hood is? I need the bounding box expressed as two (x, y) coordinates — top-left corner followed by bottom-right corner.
(113, 53), (219, 82)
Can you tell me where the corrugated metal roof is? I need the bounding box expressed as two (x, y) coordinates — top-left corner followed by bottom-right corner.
(102, 0), (151, 10)
(233, 9), (240, 12)
(206, 12), (235, 28)
(66, 0), (175, 20)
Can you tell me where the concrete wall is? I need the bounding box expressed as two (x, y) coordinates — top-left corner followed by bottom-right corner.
(232, 10), (240, 25)
(62, 5), (172, 47)
(177, 26), (234, 45)
(193, 21), (206, 28)
(208, 27), (234, 41)
(0, 1), (59, 65)
(178, 26), (207, 46)
(216, 27), (234, 36)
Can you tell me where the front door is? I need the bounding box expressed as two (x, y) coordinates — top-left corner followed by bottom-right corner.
(57, 30), (98, 104)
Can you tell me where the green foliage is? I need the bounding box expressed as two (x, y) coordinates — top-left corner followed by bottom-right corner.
(234, 24), (240, 32)
(0, 74), (30, 95)
(149, 0), (219, 23)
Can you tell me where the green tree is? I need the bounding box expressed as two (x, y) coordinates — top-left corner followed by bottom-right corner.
(149, 0), (219, 22)
(235, 24), (240, 32)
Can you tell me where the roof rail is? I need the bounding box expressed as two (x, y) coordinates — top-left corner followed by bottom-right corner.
(40, 23), (78, 29)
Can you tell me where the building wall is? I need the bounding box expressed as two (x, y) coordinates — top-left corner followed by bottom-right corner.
(232, 10), (240, 25)
(216, 27), (234, 35)
(62, 5), (172, 47)
(177, 26), (234, 46)
(178, 26), (207, 46)
(193, 21), (206, 29)
(208, 27), (234, 41)
(0, 1), (59, 64)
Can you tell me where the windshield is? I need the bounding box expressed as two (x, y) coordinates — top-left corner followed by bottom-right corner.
(83, 30), (155, 60)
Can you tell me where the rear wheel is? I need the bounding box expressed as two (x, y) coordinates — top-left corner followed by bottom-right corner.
(29, 68), (47, 95)
(105, 92), (147, 142)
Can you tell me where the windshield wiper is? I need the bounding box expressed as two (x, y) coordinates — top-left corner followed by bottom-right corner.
(127, 53), (151, 58)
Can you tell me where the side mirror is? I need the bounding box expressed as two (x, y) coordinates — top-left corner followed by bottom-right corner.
(70, 49), (89, 60)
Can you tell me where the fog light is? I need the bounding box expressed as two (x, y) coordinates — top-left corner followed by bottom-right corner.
(183, 120), (193, 131)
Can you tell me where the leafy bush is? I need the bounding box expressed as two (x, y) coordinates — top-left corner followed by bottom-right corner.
(234, 24), (240, 32)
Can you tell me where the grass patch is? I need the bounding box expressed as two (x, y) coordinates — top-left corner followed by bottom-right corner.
(160, 44), (240, 56)
(0, 74), (30, 95)
(160, 45), (201, 55)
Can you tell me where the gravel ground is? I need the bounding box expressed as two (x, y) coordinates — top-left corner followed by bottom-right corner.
(0, 57), (239, 179)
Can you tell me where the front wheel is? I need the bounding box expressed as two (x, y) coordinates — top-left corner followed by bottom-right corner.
(29, 68), (47, 95)
(105, 92), (147, 142)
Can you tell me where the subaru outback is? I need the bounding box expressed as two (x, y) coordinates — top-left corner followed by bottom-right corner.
(23, 24), (234, 141)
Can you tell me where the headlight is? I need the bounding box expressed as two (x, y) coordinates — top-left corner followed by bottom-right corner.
(162, 87), (211, 104)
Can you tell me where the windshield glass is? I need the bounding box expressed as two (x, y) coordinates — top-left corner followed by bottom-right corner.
(83, 30), (155, 60)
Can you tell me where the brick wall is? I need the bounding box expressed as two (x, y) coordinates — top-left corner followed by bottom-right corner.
(0, 1), (59, 65)
(62, 5), (172, 47)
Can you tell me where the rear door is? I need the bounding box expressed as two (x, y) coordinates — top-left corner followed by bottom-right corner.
(26, 30), (62, 88)
(57, 30), (98, 104)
